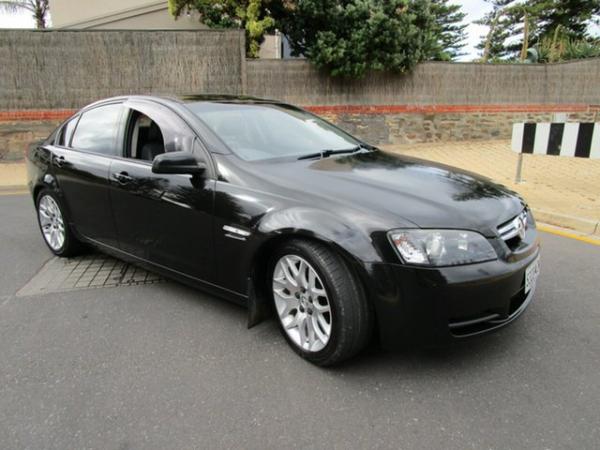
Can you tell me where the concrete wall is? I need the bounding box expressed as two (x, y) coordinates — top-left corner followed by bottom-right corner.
(0, 29), (245, 110)
(246, 59), (600, 106)
(258, 34), (283, 59)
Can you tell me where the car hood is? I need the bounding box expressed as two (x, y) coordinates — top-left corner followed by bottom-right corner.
(258, 150), (524, 237)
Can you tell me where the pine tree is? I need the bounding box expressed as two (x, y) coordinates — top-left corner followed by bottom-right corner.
(474, 0), (514, 61)
(429, 0), (468, 60)
(533, 0), (600, 40)
(475, 0), (600, 62)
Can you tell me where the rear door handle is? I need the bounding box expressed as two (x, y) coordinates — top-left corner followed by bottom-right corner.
(112, 171), (133, 184)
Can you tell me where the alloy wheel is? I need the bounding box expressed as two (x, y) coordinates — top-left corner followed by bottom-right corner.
(38, 195), (65, 251)
(272, 255), (332, 352)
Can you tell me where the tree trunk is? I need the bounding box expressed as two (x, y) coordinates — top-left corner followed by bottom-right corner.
(482, 10), (502, 63)
(35, 14), (46, 29)
(550, 25), (562, 63)
(34, 1), (47, 29)
(520, 11), (529, 61)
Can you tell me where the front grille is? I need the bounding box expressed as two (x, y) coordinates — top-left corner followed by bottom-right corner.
(497, 210), (528, 249)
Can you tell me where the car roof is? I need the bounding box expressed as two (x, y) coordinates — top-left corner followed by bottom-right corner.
(175, 94), (282, 104)
(77, 94), (300, 156)
(82, 94), (289, 113)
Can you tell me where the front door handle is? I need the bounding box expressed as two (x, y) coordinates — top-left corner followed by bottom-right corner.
(112, 171), (133, 184)
(54, 155), (66, 167)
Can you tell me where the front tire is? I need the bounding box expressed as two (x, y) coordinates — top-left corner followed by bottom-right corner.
(270, 239), (372, 366)
(36, 189), (83, 257)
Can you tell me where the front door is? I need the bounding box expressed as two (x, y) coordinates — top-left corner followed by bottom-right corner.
(108, 101), (216, 283)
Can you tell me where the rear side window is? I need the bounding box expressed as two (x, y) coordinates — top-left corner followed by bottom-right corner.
(56, 116), (79, 147)
(71, 104), (124, 156)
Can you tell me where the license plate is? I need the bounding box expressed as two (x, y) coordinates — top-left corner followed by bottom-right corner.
(525, 256), (540, 294)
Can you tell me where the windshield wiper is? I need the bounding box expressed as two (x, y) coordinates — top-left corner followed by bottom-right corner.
(297, 144), (369, 160)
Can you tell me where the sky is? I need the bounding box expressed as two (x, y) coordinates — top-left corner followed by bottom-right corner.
(0, 8), (39, 28)
(0, 1), (596, 62)
(450, 0), (491, 60)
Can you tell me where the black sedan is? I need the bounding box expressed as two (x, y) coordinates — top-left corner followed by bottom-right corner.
(26, 95), (540, 365)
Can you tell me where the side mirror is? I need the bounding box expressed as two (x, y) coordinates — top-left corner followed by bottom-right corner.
(151, 151), (206, 175)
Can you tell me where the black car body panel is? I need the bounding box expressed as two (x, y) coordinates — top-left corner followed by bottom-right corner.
(26, 95), (540, 348)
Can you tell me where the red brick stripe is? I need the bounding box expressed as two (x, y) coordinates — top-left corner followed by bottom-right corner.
(0, 104), (591, 122)
(0, 109), (77, 122)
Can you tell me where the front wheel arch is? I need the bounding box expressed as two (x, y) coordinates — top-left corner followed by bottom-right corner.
(265, 237), (374, 365)
(247, 232), (376, 332)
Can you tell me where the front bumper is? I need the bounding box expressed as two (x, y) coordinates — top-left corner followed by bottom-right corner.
(364, 240), (540, 348)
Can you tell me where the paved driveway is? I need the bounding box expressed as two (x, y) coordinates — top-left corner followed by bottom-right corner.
(1, 194), (599, 449)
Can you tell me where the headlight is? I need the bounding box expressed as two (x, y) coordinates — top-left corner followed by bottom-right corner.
(388, 229), (497, 266)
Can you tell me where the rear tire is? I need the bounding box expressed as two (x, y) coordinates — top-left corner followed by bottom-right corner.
(36, 189), (84, 257)
(270, 239), (372, 366)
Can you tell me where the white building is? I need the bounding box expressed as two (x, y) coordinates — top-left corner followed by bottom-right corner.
(48, 0), (283, 58)
(49, 0), (204, 30)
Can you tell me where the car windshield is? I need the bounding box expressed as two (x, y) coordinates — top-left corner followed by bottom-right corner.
(185, 102), (361, 161)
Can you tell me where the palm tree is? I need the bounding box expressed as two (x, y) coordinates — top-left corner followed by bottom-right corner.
(0, 0), (49, 29)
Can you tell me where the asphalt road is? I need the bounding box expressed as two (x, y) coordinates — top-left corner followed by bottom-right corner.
(1, 193), (599, 450)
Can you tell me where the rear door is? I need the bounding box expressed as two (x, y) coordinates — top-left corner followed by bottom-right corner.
(52, 103), (125, 248)
(108, 101), (216, 283)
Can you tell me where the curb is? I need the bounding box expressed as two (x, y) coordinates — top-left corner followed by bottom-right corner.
(0, 184), (27, 191)
(537, 223), (600, 246)
(531, 208), (599, 237)
(0, 186), (28, 196)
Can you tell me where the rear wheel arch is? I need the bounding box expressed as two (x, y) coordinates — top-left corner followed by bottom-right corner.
(33, 176), (74, 225)
(32, 183), (45, 202)
(33, 173), (59, 201)
(35, 188), (84, 256)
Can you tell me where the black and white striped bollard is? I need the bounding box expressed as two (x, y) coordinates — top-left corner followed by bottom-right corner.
(511, 122), (600, 182)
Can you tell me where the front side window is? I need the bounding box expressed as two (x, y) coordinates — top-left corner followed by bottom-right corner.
(71, 104), (124, 156)
(126, 112), (165, 162)
(122, 104), (195, 162)
(186, 102), (360, 161)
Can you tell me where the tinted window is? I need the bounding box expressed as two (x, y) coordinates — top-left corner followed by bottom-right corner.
(57, 116), (79, 147)
(186, 102), (360, 161)
(126, 112), (165, 161)
(72, 104), (124, 155)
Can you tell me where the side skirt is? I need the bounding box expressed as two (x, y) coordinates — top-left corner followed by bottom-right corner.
(81, 236), (248, 307)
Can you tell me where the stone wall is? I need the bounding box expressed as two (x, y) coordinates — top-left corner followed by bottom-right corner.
(314, 108), (599, 145)
(3, 107), (597, 161)
(0, 120), (61, 161)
